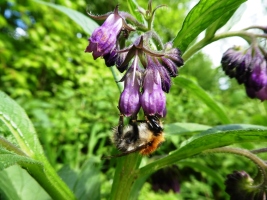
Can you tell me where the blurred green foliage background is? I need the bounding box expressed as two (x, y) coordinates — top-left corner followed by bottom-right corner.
(1, 0), (267, 199)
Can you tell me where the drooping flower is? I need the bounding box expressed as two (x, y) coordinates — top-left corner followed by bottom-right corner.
(221, 46), (267, 101)
(150, 165), (180, 193)
(141, 60), (166, 117)
(221, 46), (252, 84)
(118, 56), (142, 117)
(85, 6), (134, 66)
(245, 49), (267, 100)
(147, 56), (171, 93)
(225, 170), (266, 200)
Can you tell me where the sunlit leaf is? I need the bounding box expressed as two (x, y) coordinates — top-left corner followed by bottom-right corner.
(0, 91), (44, 156)
(0, 148), (41, 170)
(73, 158), (101, 200)
(127, 0), (144, 23)
(174, 0), (246, 52)
(205, 9), (238, 39)
(175, 76), (231, 124)
(34, 0), (99, 35)
(0, 165), (50, 200)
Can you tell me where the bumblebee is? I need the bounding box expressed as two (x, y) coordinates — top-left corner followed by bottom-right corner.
(110, 114), (165, 157)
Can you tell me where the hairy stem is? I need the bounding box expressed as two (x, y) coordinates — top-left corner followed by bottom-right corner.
(110, 153), (142, 200)
(182, 31), (253, 62)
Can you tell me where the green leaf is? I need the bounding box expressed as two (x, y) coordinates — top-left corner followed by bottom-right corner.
(0, 91), (44, 156)
(165, 122), (211, 136)
(174, 0), (246, 52)
(34, 0), (99, 35)
(138, 124), (267, 176)
(175, 76), (231, 124)
(58, 165), (78, 192)
(0, 148), (42, 170)
(205, 9), (238, 39)
(0, 91), (75, 200)
(127, 0), (144, 24)
(0, 165), (51, 200)
(73, 158), (101, 200)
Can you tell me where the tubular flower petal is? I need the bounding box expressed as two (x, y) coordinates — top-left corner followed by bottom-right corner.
(119, 58), (142, 117)
(116, 52), (129, 73)
(148, 56), (171, 93)
(104, 48), (117, 67)
(141, 64), (166, 117)
(85, 8), (123, 61)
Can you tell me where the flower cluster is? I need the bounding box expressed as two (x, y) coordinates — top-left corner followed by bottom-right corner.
(221, 44), (267, 101)
(85, 5), (183, 118)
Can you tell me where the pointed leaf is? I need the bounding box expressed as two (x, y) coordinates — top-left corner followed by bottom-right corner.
(0, 165), (51, 200)
(174, 0), (246, 52)
(205, 8), (239, 39)
(127, 0), (145, 23)
(139, 124), (267, 176)
(73, 157), (101, 200)
(175, 76), (231, 124)
(34, 0), (99, 35)
(0, 91), (44, 156)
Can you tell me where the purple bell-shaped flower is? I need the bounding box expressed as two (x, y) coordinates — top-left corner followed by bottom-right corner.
(118, 57), (142, 117)
(141, 62), (166, 117)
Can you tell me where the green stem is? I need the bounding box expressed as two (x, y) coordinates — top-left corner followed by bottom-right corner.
(109, 66), (123, 92)
(182, 31), (253, 62)
(109, 153), (142, 200)
(251, 147), (267, 154)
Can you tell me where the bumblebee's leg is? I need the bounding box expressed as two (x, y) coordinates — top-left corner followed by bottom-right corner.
(146, 115), (163, 135)
(118, 114), (124, 137)
(130, 115), (140, 139)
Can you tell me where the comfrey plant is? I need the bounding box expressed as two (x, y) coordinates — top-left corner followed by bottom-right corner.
(2, 0), (267, 199)
(85, 4), (183, 156)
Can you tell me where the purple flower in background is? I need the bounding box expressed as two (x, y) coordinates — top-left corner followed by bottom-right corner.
(221, 46), (267, 101)
(221, 46), (252, 84)
(141, 60), (166, 117)
(85, 6), (123, 61)
(150, 165), (180, 193)
(225, 170), (266, 200)
(118, 57), (142, 117)
(245, 49), (267, 100)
